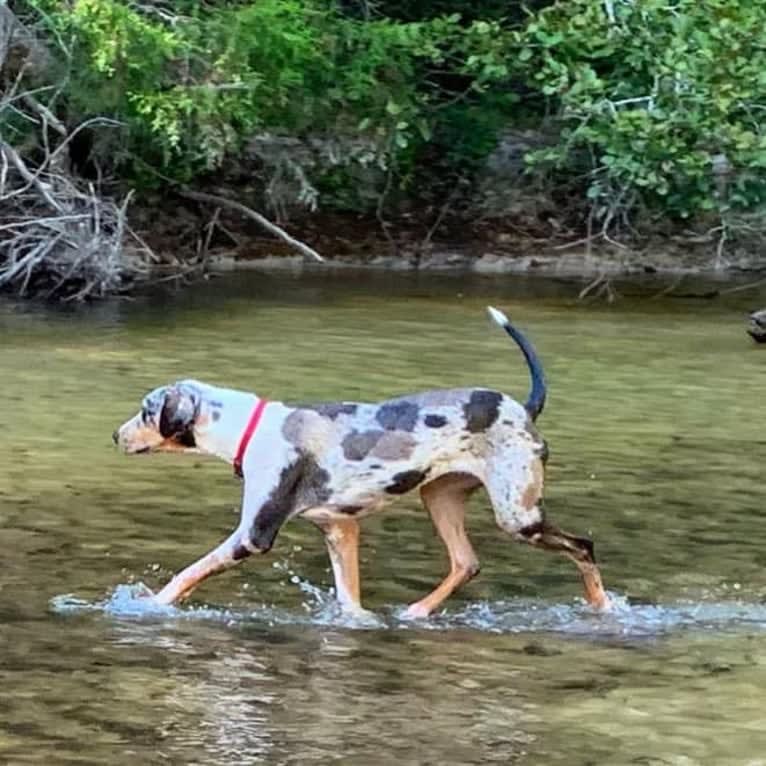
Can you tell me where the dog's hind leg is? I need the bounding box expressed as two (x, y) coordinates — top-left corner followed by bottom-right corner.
(404, 473), (481, 619)
(314, 518), (364, 613)
(486, 454), (610, 610)
(519, 518), (609, 609)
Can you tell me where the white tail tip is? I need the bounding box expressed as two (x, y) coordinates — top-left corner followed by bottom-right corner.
(487, 305), (509, 327)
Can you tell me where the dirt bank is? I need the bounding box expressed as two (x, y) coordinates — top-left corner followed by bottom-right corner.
(133, 198), (766, 280)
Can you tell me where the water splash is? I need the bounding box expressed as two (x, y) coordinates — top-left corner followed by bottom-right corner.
(51, 567), (386, 630)
(407, 593), (766, 639)
(50, 584), (766, 639)
(51, 583), (238, 623)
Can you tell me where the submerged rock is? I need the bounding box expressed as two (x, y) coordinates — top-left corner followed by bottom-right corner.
(747, 309), (766, 343)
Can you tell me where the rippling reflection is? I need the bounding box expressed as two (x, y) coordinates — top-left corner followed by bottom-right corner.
(3, 270), (766, 764)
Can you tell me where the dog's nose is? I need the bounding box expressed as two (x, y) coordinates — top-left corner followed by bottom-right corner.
(112, 430), (119, 445)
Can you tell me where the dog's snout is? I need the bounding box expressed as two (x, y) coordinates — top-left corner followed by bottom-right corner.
(112, 429), (119, 445)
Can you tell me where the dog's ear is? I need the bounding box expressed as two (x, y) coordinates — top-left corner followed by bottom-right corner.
(159, 385), (200, 438)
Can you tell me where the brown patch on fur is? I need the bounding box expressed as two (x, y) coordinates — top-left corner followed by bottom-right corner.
(158, 438), (193, 452)
(370, 431), (417, 461)
(520, 458), (544, 510)
(121, 422), (164, 453)
(342, 430), (384, 461)
(282, 410), (313, 445)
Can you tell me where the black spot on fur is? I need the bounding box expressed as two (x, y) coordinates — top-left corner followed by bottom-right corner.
(303, 402), (358, 420)
(369, 464), (383, 470)
(463, 390), (502, 433)
(342, 430), (383, 461)
(385, 469), (429, 495)
(519, 520), (545, 539)
(232, 544), (251, 561)
(424, 414), (447, 428)
(376, 401), (420, 432)
(176, 429), (197, 448)
(576, 535), (595, 563)
(248, 459), (304, 552)
(297, 453), (332, 507)
(159, 386), (198, 438)
(248, 451), (331, 552)
(211, 410), (221, 422)
(518, 519), (596, 563)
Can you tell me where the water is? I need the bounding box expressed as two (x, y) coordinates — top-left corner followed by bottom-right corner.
(3, 269), (766, 764)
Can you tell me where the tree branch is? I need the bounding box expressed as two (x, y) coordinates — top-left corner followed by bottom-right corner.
(178, 189), (324, 263)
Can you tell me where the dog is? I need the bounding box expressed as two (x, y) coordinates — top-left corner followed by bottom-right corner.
(113, 307), (610, 617)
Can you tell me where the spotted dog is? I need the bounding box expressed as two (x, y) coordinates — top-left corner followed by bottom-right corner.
(113, 307), (610, 617)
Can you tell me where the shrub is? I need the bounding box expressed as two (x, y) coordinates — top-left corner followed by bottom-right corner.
(515, 0), (766, 228)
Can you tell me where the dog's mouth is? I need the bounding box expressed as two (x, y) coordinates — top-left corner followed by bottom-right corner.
(128, 445), (152, 455)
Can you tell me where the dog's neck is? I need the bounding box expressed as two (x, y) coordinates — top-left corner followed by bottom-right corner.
(194, 385), (262, 465)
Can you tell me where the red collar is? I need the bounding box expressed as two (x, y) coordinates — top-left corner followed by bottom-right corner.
(233, 399), (269, 478)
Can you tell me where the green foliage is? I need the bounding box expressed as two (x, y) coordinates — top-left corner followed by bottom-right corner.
(515, 0), (766, 220)
(11, 0), (766, 228)
(21, 0), (511, 187)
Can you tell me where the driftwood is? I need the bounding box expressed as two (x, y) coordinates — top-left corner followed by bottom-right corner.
(0, 7), (154, 300)
(0, 115), (153, 300)
(0, 6), (321, 300)
(0, 139), (152, 300)
(578, 271), (619, 303)
(747, 308), (766, 343)
(179, 189), (324, 262)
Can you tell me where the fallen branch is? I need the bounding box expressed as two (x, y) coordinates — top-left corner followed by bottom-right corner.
(0, 130), (151, 299)
(578, 271), (619, 303)
(420, 178), (464, 253)
(179, 189), (324, 263)
(719, 278), (766, 295)
(1, 140), (62, 212)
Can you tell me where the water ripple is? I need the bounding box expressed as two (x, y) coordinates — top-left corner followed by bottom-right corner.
(50, 583), (766, 640)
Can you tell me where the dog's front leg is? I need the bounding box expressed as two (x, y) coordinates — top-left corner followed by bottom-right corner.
(150, 450), (300, 606)
(151, 528), (252, 606)
(314, 518), (362, 611)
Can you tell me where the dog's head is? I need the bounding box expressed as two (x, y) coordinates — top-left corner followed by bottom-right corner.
(113, 381), (203, 454)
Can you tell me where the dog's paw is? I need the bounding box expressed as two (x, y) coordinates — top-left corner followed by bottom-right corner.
(130, 582), (156, 599)
(339, 606), (384, 628)
(592, 594), (613, 612)
(401, 603), (432, 621)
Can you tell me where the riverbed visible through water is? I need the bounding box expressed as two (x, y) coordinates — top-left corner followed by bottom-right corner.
(2, 269), (766, 764)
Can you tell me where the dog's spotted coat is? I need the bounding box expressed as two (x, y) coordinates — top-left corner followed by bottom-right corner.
(114, 307), (610, 617)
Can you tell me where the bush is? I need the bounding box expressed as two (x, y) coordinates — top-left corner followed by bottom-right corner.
(7, 0), (766, 237)
(515, 0), (766, 228)
(17, 2), (511, 194)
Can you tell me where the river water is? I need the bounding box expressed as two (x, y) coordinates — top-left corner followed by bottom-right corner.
(2, 269), (766, 764)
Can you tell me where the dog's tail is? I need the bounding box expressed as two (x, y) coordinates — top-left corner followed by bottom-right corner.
(487, 306), (546, 421)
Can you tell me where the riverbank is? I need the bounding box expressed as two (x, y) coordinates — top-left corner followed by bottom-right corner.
(4, 194), (766, 303)
(134, 199), (766, 280)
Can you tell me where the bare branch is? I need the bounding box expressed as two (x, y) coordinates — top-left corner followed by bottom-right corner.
(179, 189), (324, 263)
(21, 94), (67, 135)
(0, 141), (63, 212)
